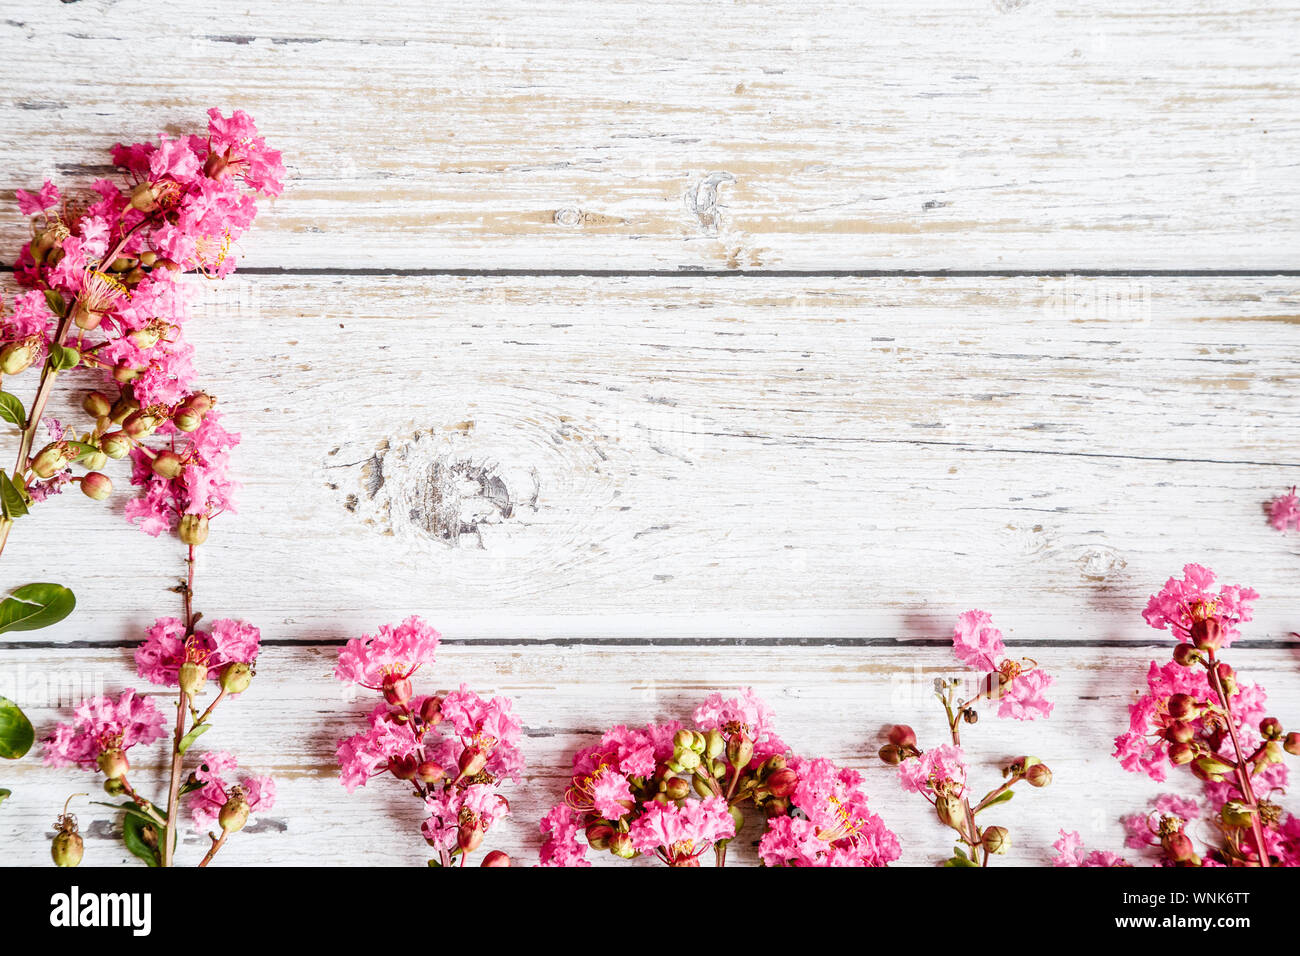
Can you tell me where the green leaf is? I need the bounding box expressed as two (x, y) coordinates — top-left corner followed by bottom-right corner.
(976, 790), (1015, 813)
(93, 801), (159, 825)
(122, 813), (161, 867)
(0, 697), (35, 760)
(0, 393), (25, 429)
(43, 289), (66, 318)
(944, 853), (980, 867)
(0, 582), (76, 634)
(66, 440), (100, 465)
(178, 723), (210, 755)
(48, 345), (80, 373)
(0, 788), (11, 806)
(0, 471), (29, 520)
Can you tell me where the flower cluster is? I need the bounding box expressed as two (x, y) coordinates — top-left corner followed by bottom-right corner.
(334, 617), (523, 867)
(881, 611), (1054, 866)
(43, 613), (272, 867)
(1267, 487), (1299, 534)
(1108, 565), (1299, 866)
(0, 109), (281, 554)
(539, 689), (898, 867)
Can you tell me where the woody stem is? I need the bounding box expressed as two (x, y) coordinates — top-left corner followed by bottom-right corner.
(1207, 655), (1270, 867)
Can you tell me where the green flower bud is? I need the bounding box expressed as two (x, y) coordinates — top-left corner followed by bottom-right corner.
(0, 338), (39, 375)
(82, 391), (113, 418)
(100, 431), (132, 459)
(704, 729), (725, 760)
(936, 793), (965, 831)
(609, 831), (636, 859)
(178, 661), (208, 696)
(97, 749), (128, 780)
(173, 408), (203, 432)
(1220, 802), (1254, 829)
(30, 441), (71, 479)
(151, 451), (185, 479)
(218, 790), (251, 833)
(982, 825), (1010, 855)
(179, 514), (210, 546)
(726, 732), (754, 769)
(220, 661), (252, 695)
(51, 830), (84, 868)
(676, 749), (701, 772)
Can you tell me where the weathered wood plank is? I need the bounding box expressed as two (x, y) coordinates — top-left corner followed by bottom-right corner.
(4, 643), (1295, 866)
(0, 275), (1296, 644)
(1, 2), (1297, 269)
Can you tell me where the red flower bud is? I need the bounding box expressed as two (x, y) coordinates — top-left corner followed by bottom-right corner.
(80, 472), (113, 501)
(1172, 643), (1199, 667)
(382, 675), (413, 706)
(151, 451), (185, 479)
(457, 745), (488, 781)
(1167, 742), (1196, 766)
(1285, 732), (1300, 757)
(585, 822), (615, 850)
(1025, 763), (1053, 787)
(1163, 721), (1195, 745)
(1167, 693), (1196, 719)
(480, 850), (511, 867)
(888, 724), (917, 749)
(1161, 831), (1195, 863)
(1260, 717), (1283, 739)
(767, 767), (798, 798)
(1190, 617), (1223, 651)
(416, 760), (444, 784)
(878, 743), (902, 765)
(387, 755), (418, 780)
(457, 821), (485, 853)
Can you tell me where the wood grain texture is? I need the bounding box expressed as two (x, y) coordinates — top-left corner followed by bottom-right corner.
(0, 1), (1298, 269)
(1, 275), (1296, 645)
(3, 643), (1297, 867)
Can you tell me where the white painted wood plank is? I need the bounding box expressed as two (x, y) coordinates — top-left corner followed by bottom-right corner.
(1, 1), (1297, 269)
(4, 643), (1295, 867)
(2, 275), (1296, 644)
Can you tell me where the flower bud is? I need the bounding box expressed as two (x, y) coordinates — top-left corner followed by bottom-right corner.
(878, 743), (902, 765)
(51, 830), (84, 868)
(381, 674), (413, 706)
(420, 695), (443, 725)
(1260, 717), (1283, 739)
(0, 339), (39, 375)
(83, 449), (108, 470)
(30, 442), (71, 479)
(726, 732), (754, 769)
(82, 391), (113, 418)
(121, 410), (159, 439)
(458, 745), (488, 780)
(1161, 830), (1195, 863)
(1163, 721), (1195, 745)
(664, 777), (690, 800)
(767, 767), (798, 798)
(103, 778), (126, 796)
(100, 431), (132, 459)
(130, 181), (161, 212)
(1167, 693), (1197, 719)
(762, 796), (789, 818)
(151, 451), (185, 479)
(80, 472), (113, 501)
(1193, 755), (1234, 781)
(179, 514), (209, 546)
(1172, 643), (1200, 667)
(173, 408), (203, 432)
(71, 300), (103, 331)
(982, 825), (1010, 855)
(97, 749), (129, 780)
(457, 820), (485, 853)
(178, 661), (208, 696)
(113, 364), (140, 384)
(936, 793), (965, 830)
(673, 729), (694, 751)
(480, 850), (511, 867)
(1285, 732), (1300, 757)
(218, 791), (251, 833)
(1168, 742), (1196, 766)
(585, 823), (614, 850)
(888, 724), (917, 749)
(704, 729), (725, 760)
(1220, 802), (1254, 829)
(1190, 617), (1224, 651)
(219, 661), (252, 694)
(182, 392), (216, 415)
(693, 775), (714, 800)
(675, 748), (701, 772)
(109, 394), (138, 425)
(609, 831), (636, 859)
(690, 731), (706, 754)
(963, 708), (979, 724)
(410, 761), (440, 785)
(728, 804), (745, 834)
(1213, 662), (1237, 696)
(1025, 763), (1053, 787)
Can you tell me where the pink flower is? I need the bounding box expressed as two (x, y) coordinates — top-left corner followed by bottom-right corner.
(422, 783), (509, 853)
(134, 616), (260, 688)
(187, 750), (276, 828)
(430, 685), (524, 784)
(1052, 830), (1129, 867)
(1268, 487), (1300, 533)
(692, 687), (787, 762)
(1142, 563), (1258, 648)
(334, 616), (441, 695)
(125, 413), (241, 537)
(898, 743), (968, 796)
(760, 756), (900, 867)
(200, 108), (286, 196)
(335, 703), (423, 793)
(43, 690), (166, 770)
(952, 610), (1054, 720)
(539, 805), (590, 867)
(16, 181), (59, 216)
(1122, 794), (1199, 852)
(628, 795), (735, 866)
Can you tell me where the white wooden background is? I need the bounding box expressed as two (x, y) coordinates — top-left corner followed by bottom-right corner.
(0, 0), (1297, 866)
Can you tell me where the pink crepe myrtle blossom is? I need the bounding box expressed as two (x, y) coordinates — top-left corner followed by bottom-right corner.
(43, 690), (166, 772)
(759, 756), (900, 867)
(538, 805), (590, 868)
(1141, 563), (1258, 650)
(1052, 830), (1130, 867)
(1268, 487), (1300, 533)
(334, 615), (441, 703)
(629, 795), (735, 867)
(692, 686), (787, 763)
(187, 750), (276, 829)
(952, 610), (1054, 720)
(134, 615), (260, 689)
(334, 621), (521, 865)
(898, 743), (969, 798)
